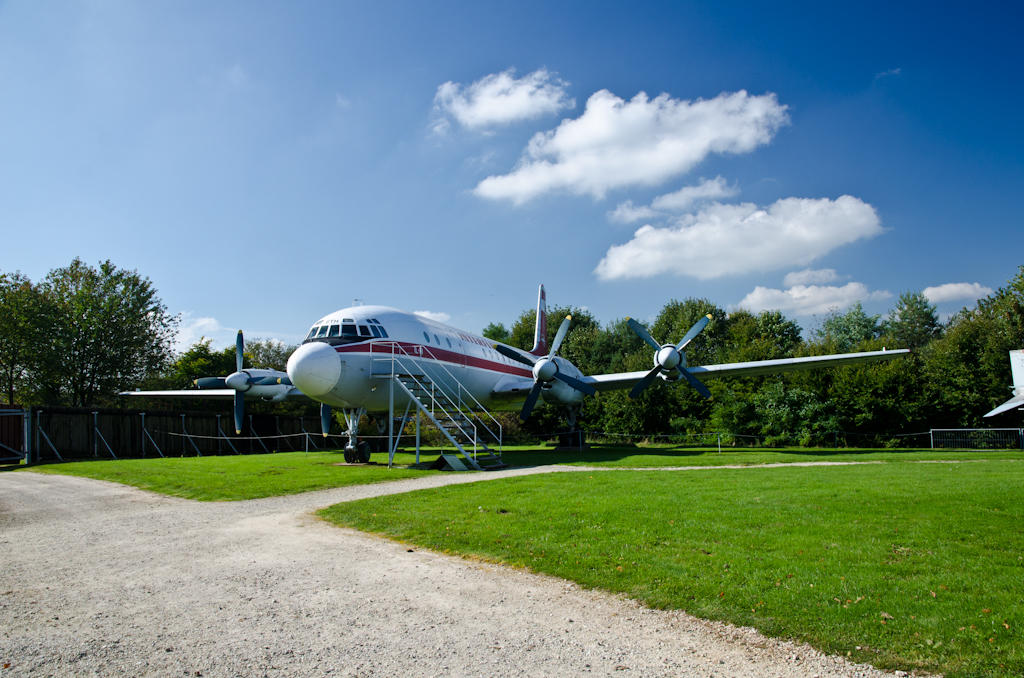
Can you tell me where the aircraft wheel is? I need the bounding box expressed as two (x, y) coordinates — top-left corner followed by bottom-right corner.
(343, 449), (355, 463)
(357, 440), (372, 463)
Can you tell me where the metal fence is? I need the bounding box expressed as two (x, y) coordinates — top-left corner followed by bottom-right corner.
(22, 407), (331, 463)
(930, 428), (1024, 450)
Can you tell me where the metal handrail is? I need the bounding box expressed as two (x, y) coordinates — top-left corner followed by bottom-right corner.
(369, 341), (503, 452)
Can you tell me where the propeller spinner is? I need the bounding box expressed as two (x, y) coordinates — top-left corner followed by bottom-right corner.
(494, 315), (597, 421)
(626, 314), (713, 400)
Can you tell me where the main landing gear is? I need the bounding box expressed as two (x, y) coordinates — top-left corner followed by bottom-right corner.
(558, 404), (586, 449)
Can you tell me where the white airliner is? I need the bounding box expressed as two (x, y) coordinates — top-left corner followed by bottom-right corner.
(126, 285), (909, 464)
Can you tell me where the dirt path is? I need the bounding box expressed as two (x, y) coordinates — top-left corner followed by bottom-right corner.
(0, 469), (899, 677)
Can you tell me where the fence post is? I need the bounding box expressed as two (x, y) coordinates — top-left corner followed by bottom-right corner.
(930, 429), (934, 449)
(23, 409), (32, 464)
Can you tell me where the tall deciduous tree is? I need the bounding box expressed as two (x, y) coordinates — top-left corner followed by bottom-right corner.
(37, 259), (178, 407)
(881, 291), (942, 349)
(0, 272), (47, 405)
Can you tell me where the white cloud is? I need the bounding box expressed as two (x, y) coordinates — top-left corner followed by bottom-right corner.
(737, 283), (891, 316)
(923, 282), (994, 304)
(175, 314), (227, 351)
(783, 268), (842, 287)
(474, 89), (788, 204)
(335, 93), (351, 108)
(874, 67), (901, 81)
(607, 200), (660, 224)
(414, 311), (452, 323)
(651, 176), (739, 211)
(434, 68), (574, 130)
(594, 195), (882, 281)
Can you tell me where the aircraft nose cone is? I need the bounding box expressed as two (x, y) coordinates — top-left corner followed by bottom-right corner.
(288, 342), (342, 397)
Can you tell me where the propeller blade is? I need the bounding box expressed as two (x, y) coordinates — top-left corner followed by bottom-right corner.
(233, 391), (244, 434)
(194, 377), (227, 389)
(235, 330), (244, 373)
(548, 315), (572, 357)
(519, 382), (543, 421)
(553, 372), (597, 396)
(629, 365), (663, 399)
(626, 317), (661, 351)
(680, 368), (712, 399)
(494, 343), (536, 367)
(675, 314), (712, 351)
(320, 403), (332, 438)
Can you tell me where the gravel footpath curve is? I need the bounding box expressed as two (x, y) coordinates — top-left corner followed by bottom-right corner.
(0, 469), (902, 677)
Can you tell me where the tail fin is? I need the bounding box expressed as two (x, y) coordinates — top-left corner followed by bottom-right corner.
(530, 284), (548, 356)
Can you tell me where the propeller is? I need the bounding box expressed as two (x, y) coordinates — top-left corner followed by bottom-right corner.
(626, 314), (713, 400)
(493, 315), (597, 421)
(191, 330), (295, 433)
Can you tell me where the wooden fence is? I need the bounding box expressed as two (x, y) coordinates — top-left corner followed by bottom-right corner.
(30, 407), (332, 462)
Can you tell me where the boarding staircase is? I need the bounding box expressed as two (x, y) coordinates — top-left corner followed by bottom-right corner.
(371, 343), (507, 471)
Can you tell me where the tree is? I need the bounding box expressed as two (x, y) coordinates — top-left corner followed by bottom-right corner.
(881, 291), (941, 349)
(36, 259), (178, 407)
(0, 272), (47, 405)
(482, 322), (510, 343)
(811, 302), (880, 352)
(245, 338), (297, 371)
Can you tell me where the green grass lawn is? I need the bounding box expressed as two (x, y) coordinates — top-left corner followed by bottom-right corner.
(320, 460), (1024, 678)
(22, 449), (442, 501)
(18, 444), (1024, 502)
(498, 443), (1024, 468)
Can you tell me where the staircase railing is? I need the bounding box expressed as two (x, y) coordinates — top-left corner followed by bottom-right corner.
(368, 341), (503, 453)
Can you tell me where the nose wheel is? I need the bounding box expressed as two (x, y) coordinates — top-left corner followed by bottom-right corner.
(343, 440), (372, 463)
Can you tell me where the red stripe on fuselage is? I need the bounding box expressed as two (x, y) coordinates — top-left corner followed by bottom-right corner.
(333, 341), (533, 378)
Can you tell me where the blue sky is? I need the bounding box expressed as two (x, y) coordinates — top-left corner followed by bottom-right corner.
(1, 1), (1020, 351)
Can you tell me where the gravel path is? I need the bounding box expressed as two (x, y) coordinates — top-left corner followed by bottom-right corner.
(0, 468), (901, 677)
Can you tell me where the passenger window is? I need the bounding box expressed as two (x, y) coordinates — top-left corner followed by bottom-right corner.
(358, 325), (371, 337)
(328, 325), (340, 337)
(316, 326), (329, 338)
(423, 331), (430, 342)
(342, 324), (357, 337)
(434, 334), (440, 345)
(369, 325), (381, 338)
(446, 337), (452, 348)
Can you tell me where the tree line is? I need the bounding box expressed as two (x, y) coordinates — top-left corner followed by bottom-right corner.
(3, 258), (1022, 444)
(483, 267), (1024, 444)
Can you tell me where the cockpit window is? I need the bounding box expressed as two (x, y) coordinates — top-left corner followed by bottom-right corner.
(316, 326), (329, 338)
(305, 327), (318, 340)
(302, 320), (371, 346)
(368, 325), (382, 338)
(377, 325), (388, 338)
(358, 325), (372, 337)
(342, 324), (357, 337)
(327, 325), (340, 337)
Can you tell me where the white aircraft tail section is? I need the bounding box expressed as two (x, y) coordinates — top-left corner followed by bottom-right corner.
(983, 350), (1024, 417)
(1011, 350), (1024, 390)
(530, 284), (548, 357)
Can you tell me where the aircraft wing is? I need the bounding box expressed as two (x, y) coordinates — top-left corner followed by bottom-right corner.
(121, 389), (236, 398)
(119, 388), (310, 400)
(584, 348), (911, 393)
(984, 393), (1024, 418)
